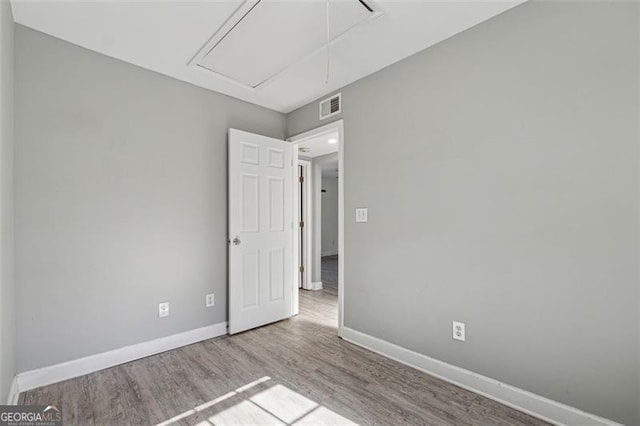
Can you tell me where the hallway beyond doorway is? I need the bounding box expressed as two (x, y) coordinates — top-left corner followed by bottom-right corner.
(321, 255), (338, 297)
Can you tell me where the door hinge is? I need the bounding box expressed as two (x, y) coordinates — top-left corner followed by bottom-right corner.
(299, 265), (304, 273)
(299, 176), (304, 183)
(299, 221), (304, 228)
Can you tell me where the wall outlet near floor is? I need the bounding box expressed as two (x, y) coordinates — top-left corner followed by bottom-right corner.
(205, 293), (215, 307)
(453, 321), (465, 342)
(158, 302), (170, 318)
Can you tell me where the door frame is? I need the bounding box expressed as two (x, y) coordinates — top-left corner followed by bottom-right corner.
(297, 159), (313, 290)
(288, 120), (345, 336)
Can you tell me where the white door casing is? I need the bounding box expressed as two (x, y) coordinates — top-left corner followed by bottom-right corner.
(228, 129), (293, 334)
(288, 120), (344, 336)
(297, 159), (313, 290)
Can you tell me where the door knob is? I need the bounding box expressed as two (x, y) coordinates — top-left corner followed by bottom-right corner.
(232, 237), (241, 245)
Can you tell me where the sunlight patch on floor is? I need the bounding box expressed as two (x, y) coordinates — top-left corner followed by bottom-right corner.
(209, 400), (284, 425)
(156, 376), (357, 426)
(293, 406), (355, 425)
(156, 376), (272, 426)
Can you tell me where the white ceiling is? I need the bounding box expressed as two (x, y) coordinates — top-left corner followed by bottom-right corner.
(195, 1), (373, 89)
(298, 131), (339, 159)
(10, 0), (526, 113)
(298, 133), (339, 178)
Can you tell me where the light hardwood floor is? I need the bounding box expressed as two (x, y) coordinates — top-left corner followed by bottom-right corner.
(20, 265), (547, 425)
(320, 255), (338, 297)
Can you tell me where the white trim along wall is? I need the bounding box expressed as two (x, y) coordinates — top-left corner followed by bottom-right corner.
(342, 328), (622, 426)
(9, 322), (228, 402)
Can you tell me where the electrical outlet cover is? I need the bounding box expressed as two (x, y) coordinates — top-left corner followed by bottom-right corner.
(206, 293), (215, 307)
(159, 302), (170, 318)
(453, 321), (465, 342)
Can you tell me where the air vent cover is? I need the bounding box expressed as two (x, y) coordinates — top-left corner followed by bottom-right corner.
(319, 93), (341, 120)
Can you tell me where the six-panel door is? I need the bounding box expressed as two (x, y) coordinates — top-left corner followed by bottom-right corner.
(228, 129), (293, 334)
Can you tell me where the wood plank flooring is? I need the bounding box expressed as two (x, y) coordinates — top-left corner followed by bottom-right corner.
(20, 263), (548, 425)
(321, 255), (338, 297)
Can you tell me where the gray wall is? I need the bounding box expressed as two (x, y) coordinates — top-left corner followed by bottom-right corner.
(0, 0), (15, 403)
(14, 26), (285, 372)
(321, 177), (338, 257)
(287, 1), (639, 424)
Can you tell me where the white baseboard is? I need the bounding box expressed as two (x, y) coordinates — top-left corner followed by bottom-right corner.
(6, 377), (19, 405)
(341, 327), (620, 426)
(308, 281), (323, 291)
(15, 322), (228, 394)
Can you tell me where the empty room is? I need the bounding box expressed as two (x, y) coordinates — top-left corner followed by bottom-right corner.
(0, 0), (638, 425)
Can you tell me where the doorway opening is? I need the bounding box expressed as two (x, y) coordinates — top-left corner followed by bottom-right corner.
(289, 120), (344, 335)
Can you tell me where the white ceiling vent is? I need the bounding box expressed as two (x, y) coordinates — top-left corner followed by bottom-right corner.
(319, 93), (342, 120)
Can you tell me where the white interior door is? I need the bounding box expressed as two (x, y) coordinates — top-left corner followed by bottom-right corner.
(229, 129), (293, 334)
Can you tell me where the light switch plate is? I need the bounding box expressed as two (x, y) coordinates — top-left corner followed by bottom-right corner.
(355, 208), (368, 223)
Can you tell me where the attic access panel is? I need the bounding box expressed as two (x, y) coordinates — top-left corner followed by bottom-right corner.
(192, 0), (379, 90)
